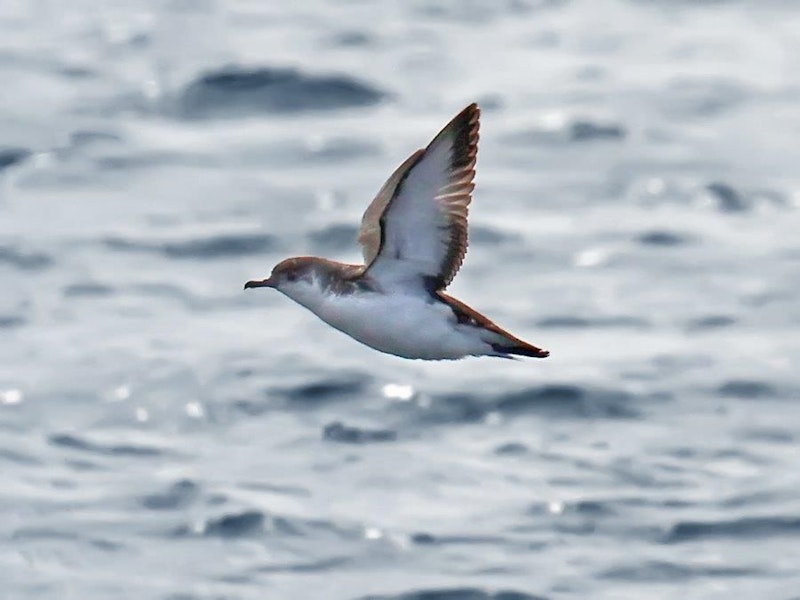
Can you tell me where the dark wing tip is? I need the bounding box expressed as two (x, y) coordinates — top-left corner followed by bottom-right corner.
(525, 345), (550, 359)
(447, 104), (480, 169)
(433, 104), (480, 289)
(461, 102), (481, 121)
(429, 103), (480, 155)
(491, 343), (550, 359)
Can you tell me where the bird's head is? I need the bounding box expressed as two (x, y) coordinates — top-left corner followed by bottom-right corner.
(244, 257), (322, 306)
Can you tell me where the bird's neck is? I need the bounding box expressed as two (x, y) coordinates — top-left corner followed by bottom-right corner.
(282, 277), (329, 313)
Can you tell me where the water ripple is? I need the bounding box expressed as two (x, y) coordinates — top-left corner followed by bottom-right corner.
(413, 384), (639, 425)
(140, 479), (199, 511)
(0, 245), (53, 270)
(308, 223), (359, 252)
(323, 421), (397, 444)
(495, 385), (637, 419)
(103, 232), (277, 259)
(258, 556), (352, 574)
(281, 375), (370, 405)
(178, 66), (385, 118)
(201, 510), (265, 538)
(0, 147), (30, 170)
(504, 118), (626, 145)
(717, 380), (776, 399)
(637, 230), (688, 246)
(47, 432), (166, 458)
(666, 515), (800, 543)
(536, 316), (650, 329)
(62, 282), (115, 298)
(0, 313), (26, 328)
(685, 315), (736, 331)
(600, 559), (760, 581)
(704, 182), (749, 213)
(357, 589), (548, 600)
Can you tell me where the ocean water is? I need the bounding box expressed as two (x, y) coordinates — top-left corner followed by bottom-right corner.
(2, 1), (800, 598)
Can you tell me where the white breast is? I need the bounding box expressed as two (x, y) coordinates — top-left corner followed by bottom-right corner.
(313, 291), (489, 360)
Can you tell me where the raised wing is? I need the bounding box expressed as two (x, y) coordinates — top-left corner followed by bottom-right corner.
(358, 103), (479, 290)
(357, 149), (424, 266)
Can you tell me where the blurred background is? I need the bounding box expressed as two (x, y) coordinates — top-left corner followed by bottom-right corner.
(1, 1), (799, 598)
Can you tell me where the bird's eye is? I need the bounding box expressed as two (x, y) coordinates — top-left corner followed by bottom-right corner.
(286, 271), (297, 282)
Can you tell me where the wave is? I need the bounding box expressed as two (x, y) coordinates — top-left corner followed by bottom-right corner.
(103, 232), (277, 259)
(666, 515), (800, 543)
(0, 245), (53, 270)
(323, 421), (396, 444)
(178, 66), (385, 119)
(357, 588), (548, 600)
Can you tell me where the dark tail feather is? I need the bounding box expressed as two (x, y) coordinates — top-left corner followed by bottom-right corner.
(491, 342), (550, 359)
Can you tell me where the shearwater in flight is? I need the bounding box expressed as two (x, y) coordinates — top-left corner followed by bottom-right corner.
(245, 103), (549, 360)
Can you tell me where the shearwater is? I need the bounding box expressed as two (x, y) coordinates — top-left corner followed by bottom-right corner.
(245, 104), (549, 361)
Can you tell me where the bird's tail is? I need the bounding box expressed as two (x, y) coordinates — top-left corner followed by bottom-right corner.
(435, 291), (550, 360)
(491, 341), (550, 359)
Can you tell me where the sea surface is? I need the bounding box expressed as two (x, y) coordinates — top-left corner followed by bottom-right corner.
(1, 1), (799, 599)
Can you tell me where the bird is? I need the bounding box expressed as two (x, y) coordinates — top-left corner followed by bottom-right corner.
(245, 103), (549, 361)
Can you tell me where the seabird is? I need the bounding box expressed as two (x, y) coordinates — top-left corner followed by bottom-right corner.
(246, 104), (549, 360)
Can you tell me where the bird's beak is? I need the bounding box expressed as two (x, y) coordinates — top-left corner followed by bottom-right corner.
(244, 277), (275, 290)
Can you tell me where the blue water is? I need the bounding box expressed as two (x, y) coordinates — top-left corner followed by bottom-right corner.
(2, 1), (800, 599)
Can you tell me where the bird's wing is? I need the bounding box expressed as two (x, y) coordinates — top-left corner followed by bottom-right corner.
(357, 149), (424, 266)
(357, 103), (479, 290)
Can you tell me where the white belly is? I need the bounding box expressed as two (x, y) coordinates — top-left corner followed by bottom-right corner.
(313, 292), (490, 360)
